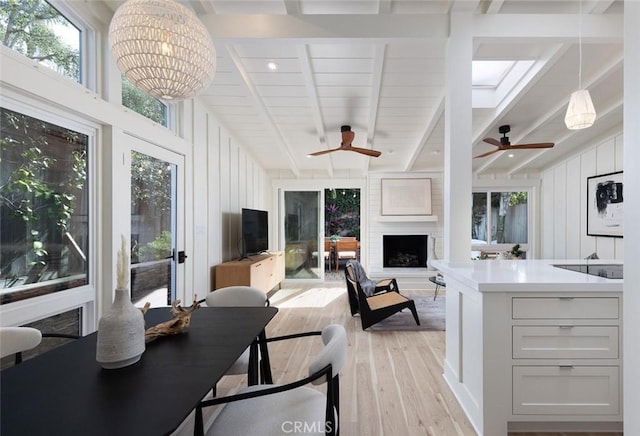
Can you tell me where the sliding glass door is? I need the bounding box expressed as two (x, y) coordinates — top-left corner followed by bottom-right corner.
(282, 190), (322, 280)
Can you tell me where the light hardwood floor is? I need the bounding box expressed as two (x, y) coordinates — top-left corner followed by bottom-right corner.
(177, 282), (622, 436)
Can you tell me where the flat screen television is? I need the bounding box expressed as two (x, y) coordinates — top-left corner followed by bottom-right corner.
(241, 208), (269, 257)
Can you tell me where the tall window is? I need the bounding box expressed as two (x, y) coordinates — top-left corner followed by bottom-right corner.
(0, 107), (89, 304)
(122, 76), (168, 126)
(0, 0), (81, 82)
(472, 190), (528, 257)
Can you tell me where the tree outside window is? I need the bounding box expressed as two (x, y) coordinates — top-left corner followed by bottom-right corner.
(122, 76), (168, 126)
(0, 0), (80, 82)
(1, 107), (89, 303)
(325, 188), (360, 240)
(472, 190), (528, 258)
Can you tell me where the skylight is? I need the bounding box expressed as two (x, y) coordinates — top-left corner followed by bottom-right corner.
(472, 61), (515, 88)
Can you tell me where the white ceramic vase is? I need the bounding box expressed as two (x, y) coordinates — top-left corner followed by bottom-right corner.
(96, 288), (145, 369)
(427, 235), (438, 271)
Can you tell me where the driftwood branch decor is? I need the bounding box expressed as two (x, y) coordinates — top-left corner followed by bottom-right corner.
(143, 297), (200, 342)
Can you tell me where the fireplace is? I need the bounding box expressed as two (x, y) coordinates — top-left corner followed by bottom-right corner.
(383, 235), (428, 268)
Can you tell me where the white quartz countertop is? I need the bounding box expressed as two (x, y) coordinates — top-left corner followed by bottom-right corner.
(431, 259), (623, 292)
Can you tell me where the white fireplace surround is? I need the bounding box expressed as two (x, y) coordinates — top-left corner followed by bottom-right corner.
(367, 173), (443, 289)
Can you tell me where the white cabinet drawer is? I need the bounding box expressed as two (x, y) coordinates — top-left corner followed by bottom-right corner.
(513, 326), (619, 359)
(512, 297), (619, 319)
(513, 366), (619, 415)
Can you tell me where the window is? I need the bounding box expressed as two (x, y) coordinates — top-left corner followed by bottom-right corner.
(472, 61), (514, 88)
(0, 0), (81, 82)
(325, 188), (361, 239)
(472, 190), (528, 258)
(0, 107), (89, 304)
(122, 76), (168, 126)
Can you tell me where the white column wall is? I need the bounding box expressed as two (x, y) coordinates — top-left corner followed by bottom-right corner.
(444, 12), (473, 262)
(623, 2), (640, 434)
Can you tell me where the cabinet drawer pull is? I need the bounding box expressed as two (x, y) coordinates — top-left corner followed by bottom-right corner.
(559, 365), (574, 369)
(559, 325), (574, 329)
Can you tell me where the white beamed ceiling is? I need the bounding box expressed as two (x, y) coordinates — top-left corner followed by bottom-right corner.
(100, 0), (624, 178)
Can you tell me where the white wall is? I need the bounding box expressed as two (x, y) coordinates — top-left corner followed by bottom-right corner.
(189, 100), (271, 297)
(540, 133), (624, 260)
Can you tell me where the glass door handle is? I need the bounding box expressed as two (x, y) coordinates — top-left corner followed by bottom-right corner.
(168, 250), (188, 264)
(177, 250), (187, 264)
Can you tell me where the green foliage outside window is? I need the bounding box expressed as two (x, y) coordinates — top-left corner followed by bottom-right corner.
(325, 189), (360, 239)
(0, 0), (80, 82)
(122, 77), (167, 126)
(1, 107), (89, 296)
(130, 152), (172, 264)
(472, 191), (528, 244)
(131, 151), (171, 218)
(133, 230), (171, 263)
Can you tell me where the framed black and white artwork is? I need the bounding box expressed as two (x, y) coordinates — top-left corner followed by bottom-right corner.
(587, 171), (623, 237)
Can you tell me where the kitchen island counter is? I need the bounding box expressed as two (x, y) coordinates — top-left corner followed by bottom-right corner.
(432, 259), (622, 292)
(431, 259), (623, 436)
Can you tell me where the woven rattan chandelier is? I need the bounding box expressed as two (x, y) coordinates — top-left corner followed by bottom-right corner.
(108, 0), (216, 101)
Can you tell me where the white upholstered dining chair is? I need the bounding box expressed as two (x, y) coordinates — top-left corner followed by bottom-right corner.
(0, 327), (42, 364)
(198, 323), (346, 436)
(0, 326), (79, 366)
(203, 286), (269, 384)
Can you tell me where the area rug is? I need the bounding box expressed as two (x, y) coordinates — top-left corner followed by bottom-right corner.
(368, 295), (445, 331)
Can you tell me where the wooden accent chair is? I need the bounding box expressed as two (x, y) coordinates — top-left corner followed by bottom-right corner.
(324, 238), (333, 271)
(345, 260), (420, 330)
(335, 238), (358, 270)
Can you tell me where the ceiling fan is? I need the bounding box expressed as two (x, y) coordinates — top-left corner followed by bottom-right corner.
(308, 125), (382, 158)
(474, 125), (554, 158)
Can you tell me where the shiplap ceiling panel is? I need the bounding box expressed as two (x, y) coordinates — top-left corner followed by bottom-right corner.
(97, 0), (624, 177)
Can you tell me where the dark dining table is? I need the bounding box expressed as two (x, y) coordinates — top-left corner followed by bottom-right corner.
(1, 306), (278, 436)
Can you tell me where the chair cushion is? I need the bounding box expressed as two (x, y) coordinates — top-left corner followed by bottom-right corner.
(207, 384), (328, 436)
(337, 251), (357, 258)
(0, 327), (42, 359)
(367, 292), (409, 310)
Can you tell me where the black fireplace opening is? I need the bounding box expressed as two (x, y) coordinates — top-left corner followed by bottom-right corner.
(383, 235), (428, 268)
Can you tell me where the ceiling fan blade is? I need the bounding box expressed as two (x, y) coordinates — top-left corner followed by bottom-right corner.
(350, 147), (382, 157)
(307, 147), (341, 157)
(482, 137), (502, 147)
(473, 148), (501, 159)
(510, 142), (555, 149)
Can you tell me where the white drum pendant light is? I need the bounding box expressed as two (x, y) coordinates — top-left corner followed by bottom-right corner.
(565, 89), (596, 130)
(108, 0), (216, 101)
(564, 0), (596, 130)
